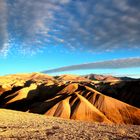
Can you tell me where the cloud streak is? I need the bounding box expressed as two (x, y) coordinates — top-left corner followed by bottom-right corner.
(0, 0), (9, 55)
(43, 57), (140, 73)
(0, 0), (140, 55)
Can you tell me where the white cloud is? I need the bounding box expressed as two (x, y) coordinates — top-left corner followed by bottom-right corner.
(43, 57), (140, 73)
(0, 0), (9, 56)
(0, 0), (140, 54)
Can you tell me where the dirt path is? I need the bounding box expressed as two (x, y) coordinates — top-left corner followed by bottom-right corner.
(0, 109), (140, 140)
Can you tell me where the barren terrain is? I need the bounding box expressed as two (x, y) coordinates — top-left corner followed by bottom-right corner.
(0, 109), (140, 139)
(0, 73), (140, 139)
(0, 73), (140, 125)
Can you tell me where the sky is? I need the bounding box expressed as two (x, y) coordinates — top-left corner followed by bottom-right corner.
(0, 0), (140, 77)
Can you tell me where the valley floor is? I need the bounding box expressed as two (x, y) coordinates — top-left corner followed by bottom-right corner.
(0, 109), (140, 140)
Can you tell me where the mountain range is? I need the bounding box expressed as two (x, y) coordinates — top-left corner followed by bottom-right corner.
(0, 73), (140, 125)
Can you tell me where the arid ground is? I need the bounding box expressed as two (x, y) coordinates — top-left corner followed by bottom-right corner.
(0, 109), (140, 140)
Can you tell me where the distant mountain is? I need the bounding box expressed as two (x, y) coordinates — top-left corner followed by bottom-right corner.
(0, 73), (140, 125)
(119, 76), (138, 81)
(83, 74), (121, 82)
(83, 74), (138, 82)
(55, 74), (89, 81)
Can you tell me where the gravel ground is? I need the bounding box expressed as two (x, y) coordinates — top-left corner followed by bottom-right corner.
(0, 109), (140, 140)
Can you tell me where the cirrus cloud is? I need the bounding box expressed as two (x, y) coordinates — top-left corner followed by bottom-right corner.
(0, 0), (140, 55)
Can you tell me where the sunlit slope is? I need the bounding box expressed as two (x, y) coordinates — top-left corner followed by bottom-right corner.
(0, 73), (140, 125)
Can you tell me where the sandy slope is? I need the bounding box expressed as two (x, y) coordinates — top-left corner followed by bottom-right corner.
(0, 73), (140, 125)
(0, 109), (140, 140)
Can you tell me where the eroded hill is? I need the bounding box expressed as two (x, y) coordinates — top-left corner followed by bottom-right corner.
(0, 73), (140, 125)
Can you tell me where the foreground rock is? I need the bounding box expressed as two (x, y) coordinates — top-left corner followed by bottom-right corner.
(0, 73), (140, 125)
(0, 109), (140, 140)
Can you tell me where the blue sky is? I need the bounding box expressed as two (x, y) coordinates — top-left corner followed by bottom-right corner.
(0, 0), (140, 77)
